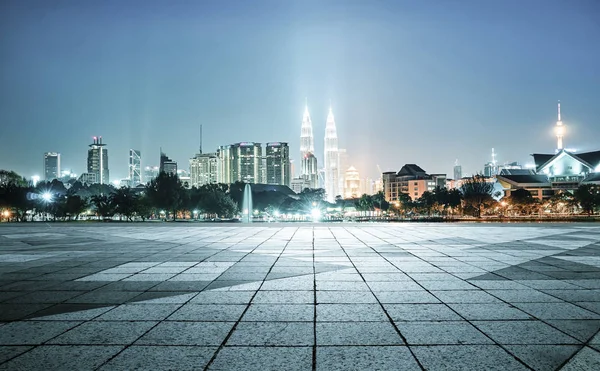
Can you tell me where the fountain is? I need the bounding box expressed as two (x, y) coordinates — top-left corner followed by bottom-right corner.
(241, 183), (253, 223)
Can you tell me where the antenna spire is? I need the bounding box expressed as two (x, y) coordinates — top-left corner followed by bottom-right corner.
(557, 100), (561, 121)
(199, 124), (203, 154)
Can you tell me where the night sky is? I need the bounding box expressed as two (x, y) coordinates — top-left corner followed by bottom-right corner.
(1, 0), (599, 181)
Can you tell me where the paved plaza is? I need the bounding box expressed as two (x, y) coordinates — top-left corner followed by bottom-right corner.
(0, 223), (600, 370)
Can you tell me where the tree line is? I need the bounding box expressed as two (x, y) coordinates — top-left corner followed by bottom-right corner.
(1, 170), (599, 222)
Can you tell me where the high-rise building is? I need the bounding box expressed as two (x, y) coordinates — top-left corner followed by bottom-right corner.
(87, 136), (109, 184)
(218, 142), (263, 184)
(160, 151), (177, 175)
(265, 142), (290, 186)
(44, 152), (61, 181)
(299, 103), (319, 189)
(344, 166), (361, 199)
(144, 166), (159, 181)
(324, 106), (340, 202)
(555, 101), (565, 152)
(190, 152), (218, 187)
(483, 148), (498, 177)
(453, 160), (462, 180)
(301, 153), (318, 189)
(129, 149), (142, 185)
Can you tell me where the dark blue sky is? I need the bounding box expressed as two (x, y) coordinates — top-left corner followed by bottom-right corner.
(1, 0), (599, 181)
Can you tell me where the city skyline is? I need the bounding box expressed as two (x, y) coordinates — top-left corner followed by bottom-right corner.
(1, 1), (600, 181)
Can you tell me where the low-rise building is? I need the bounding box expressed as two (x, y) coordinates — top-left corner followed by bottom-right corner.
(383, 164), (446, 201)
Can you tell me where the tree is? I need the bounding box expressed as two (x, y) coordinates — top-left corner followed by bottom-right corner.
(146, 172), (186, 220)
(418, 191), (437, 216)
(197, 184), (238, 218)
(460, 175), (498, 217)
(111, 187), (138, 221)
(573, 184), (600, 216)
(134, 194), (154, 221)
(91, 194), (115, 219)
(65, 195), (88, 220)
(372, 191), (390, 212)
(506, 188), (538, 215)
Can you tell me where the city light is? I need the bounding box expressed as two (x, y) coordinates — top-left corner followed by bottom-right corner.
(31, 175), (40, 186)
(2, 210), (10, 218)
(273, 210), (280, 217)
(42, 192), (52, 202)
(311, 208), (321, 220)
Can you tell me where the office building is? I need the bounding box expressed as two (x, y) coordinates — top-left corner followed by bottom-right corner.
(44, 152), (61, 181)
(160, 151), (177, 176)
(453, 160), (462, 180)
(218, 142), (263, 184)
(266, 142), (290, 186)
(129, 149), (142, 185)
(87, 136), (109, 184)
(324, 106), (340, 202)
(190, 152), (218, 187)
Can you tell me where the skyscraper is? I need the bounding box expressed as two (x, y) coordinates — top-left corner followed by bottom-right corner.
(218, 143), (263, 184)
(266, 142), (290, 186)
(190, 152), (218, 187)
(324, 106), (340, 202)
(129, 149), (142, 185)
(555, 101), (565, 151)
(44, 152), (61, 181)
(160, 151), (177, 175)
(453, 159), (462, 180)
(87, 137), (109, 184)
(300, 103), (319, 188)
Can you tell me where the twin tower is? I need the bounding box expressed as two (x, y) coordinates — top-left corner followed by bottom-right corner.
(300, 103), (341, 203)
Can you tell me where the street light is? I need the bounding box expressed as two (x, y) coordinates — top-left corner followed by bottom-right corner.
(42, 192), (52, 202)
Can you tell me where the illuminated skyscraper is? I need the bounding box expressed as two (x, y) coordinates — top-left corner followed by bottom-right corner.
(555, 101), (565, 151)
(218, 143), (263, 184)
(300, 103), (319, 188)
(160, 151), (177, 176)
(266, 142), (290, 186)
(44, 152), (61, 181)
(324, 105), (340, 202)
(190, 152), (218, 187)
(129, 149), (142, 185)
(87, 137), (109, 184)
(453, 159), (462, 180)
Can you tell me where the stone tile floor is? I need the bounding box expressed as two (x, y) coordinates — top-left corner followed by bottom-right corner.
(0, 223), (599, 370)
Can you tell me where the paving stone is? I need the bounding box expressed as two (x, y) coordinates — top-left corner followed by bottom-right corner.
(317, 322), (403, 345)
(0, 346), (32, 363)
(228, 322), (313, 346)
(0, 320), (81, 345)
(317, 304), (388, 322)
(374, 290), (440, 304)
(208, 346), (312, 371)
(242, 304), (313, 322)
(167, 303), (246, 321)
(505, 345), (581, 371)
(448, 303), (533, 320)
(0, 345), (123, 371)
(546, 319), (600, 342)
(316, 346), (420, 371)
(49, 320), (157, 345)
(511, 302), (600, 320)
(397, 321), (493, 345)
(385, 304), (462, 322)
(99, 346), (216, 370)
(472, 321), (581, 345)
(413, 345), (530, 370)
(560, 346), (600, 371)
(253, 290), (314, 304)
(136, 321), (234, 346)
(95, 303), (182, 321)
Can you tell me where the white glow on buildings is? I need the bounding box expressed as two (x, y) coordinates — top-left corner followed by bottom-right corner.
(324, 105), (340, 202)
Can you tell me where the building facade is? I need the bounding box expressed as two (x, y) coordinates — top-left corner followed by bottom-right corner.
(87, 137), (109, 185)
(343, 166), (361, 199)
(160, 152), (177, 176)
(265, 142), (290, 186)
(189, 152), (218, 187)
(324, 107), (340, 202)
(44, 152), (61, 181)
(218, 142), (263, 184)
(383, 164), (447, 201)
(128, 149), (142, 185)
(300, 104), (319, 189)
